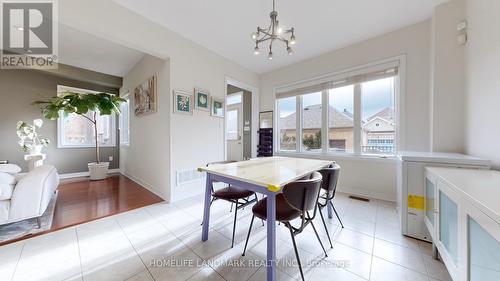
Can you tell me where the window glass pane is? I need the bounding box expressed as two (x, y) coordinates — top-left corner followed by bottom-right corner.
(328, 85), (354, 152)
(64, 113), (90, 145)
(227, 93), (242, 105)
(361, 77), (395, 155)
(226, 109), (238, 140)
(278, 97), (296, 151)
(301, 92), (322, 151)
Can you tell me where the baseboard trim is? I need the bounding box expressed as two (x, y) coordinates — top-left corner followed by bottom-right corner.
(59, 168), (121, 179)
(337, 185), (396, 202)
(121, 172), (168, 202)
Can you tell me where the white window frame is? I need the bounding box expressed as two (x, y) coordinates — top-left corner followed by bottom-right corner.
(57, 85), (117, 149)
(274, 56), (406, 160)
(119, 93), (130, 146)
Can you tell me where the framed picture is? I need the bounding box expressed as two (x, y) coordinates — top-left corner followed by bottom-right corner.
(211, 97), (224, 118)
(259, 111), (273, 128)
(194, 88), (210, 111)
(134, 75), (157, 116)
(173, 90), (193, 115)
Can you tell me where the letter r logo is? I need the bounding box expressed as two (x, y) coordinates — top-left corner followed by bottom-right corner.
(2, 2), (53, 55)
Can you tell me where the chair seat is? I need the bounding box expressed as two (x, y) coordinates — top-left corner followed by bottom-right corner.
(252, 194), (301, 222)
(212, 186), (254, 200)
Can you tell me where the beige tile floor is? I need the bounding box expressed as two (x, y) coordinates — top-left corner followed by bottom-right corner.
(0, 192), (452, 281)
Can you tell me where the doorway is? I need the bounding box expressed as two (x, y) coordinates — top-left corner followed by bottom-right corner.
(226, 83), (252, 161)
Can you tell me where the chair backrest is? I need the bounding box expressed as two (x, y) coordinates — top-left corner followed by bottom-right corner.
(282, 171), (322, 212)
(318, 164), (341, 200)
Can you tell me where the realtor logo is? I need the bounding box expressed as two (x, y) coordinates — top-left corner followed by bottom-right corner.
(1, 0), (58, 69)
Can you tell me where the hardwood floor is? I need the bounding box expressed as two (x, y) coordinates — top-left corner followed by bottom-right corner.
(0, 174), (163, 246)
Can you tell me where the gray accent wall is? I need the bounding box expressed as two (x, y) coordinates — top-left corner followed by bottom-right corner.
(0, 69), (120, 174)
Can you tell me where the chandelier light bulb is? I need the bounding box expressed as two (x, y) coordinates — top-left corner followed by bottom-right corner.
(254, 46), (260, 55)
(268, 51), (273, 60)
(287, 46), (293, 55)
(251, 32), (258, 40)
(290, 35), (296, 45)
(277, 27), (283, 34)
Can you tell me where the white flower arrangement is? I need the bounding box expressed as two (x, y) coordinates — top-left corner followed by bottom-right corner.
(16, 119), (50, 153)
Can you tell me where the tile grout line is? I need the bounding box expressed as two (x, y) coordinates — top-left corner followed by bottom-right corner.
(9, 242), (25, 281)
(74, 228), (84, 281)
(367, 199), (381, 281)
(115, 215), (166, 281)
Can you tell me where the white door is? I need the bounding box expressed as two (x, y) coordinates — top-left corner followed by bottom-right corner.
(226, 103), (243, 161)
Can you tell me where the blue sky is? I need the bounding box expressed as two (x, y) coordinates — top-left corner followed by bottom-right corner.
(278, 77), (394, 120)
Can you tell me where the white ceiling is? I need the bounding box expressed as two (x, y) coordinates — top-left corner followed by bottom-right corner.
(59, 24), (145, 77)
(113, 0), (448, 74)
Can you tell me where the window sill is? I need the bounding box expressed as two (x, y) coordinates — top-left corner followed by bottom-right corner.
(275, 151), (397, 163)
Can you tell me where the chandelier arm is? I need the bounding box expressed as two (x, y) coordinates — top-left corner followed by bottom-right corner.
(256, 37), (272, 44)
(259, 30), (273, 37)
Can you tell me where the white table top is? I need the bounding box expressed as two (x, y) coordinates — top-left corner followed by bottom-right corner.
(199, 156), (334, 192)
(427, 167), (500, 224)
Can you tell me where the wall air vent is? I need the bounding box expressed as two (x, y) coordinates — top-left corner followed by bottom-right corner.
(176, 168), (205, 186)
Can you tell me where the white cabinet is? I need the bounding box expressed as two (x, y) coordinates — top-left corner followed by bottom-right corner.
(398, 152), (489, 241)
(425, 167), (500, 281)
(462, 199), (500, 281)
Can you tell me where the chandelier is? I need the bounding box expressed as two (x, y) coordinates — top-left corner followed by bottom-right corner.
(251, 0), (296, 60)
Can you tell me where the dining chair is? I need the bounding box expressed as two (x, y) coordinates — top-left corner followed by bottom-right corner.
(205, 161), (258, 248)
(241, 172), (326, 281)
(317, 163), (343, 249)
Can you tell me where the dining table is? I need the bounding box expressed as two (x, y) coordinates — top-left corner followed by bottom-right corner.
(198, 156), (334, 281)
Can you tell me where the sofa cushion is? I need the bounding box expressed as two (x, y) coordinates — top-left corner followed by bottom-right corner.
(0, 164), (21, 174)
(0, 172), (16, 185)
(0, 200), (9, 222)
(0, 183), (14, 200)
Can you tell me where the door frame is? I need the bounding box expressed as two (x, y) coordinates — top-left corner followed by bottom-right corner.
(226, 103), (243, 160)
(224, 76), (259, 160)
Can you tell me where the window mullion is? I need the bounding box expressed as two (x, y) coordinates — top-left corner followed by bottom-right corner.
(321, 90), (328, 154)
(353, 84), (362, 155)
(296, 95), (302, 153)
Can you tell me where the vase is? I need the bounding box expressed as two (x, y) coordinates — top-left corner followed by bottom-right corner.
(29, 145), (43, 155)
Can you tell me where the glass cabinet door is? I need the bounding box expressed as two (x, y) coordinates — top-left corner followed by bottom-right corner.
(439, 190), (459, 265)
(425, 178), (435, 227)
(469, 217), (500, 281)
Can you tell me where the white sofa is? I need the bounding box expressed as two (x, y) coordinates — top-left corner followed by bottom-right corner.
(0, 165), (59, 226)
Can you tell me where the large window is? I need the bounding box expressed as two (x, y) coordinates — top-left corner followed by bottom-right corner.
(276, 63), (398, 156)
(277, 97), (297, 151)
(57, 85), (117, 148)
(329, 85), (354, 153)
(301, 92), (322, 151)
(361, 77), (395, 154)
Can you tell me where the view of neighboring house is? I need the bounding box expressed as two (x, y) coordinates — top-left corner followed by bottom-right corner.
(279, 105), (395, 154)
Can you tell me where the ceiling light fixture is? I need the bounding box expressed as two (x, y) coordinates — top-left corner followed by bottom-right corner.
(251, 0), (296, 59)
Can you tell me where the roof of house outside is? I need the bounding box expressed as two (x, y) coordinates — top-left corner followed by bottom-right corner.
(366, 107), (394, 122)
(281, 104), (354, 129)
(280, 105), (394, 130)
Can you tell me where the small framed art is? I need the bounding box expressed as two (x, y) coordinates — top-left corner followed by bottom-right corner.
(173, 90), (193, 115)
(211, 97), (224, 118)
(194, 88), (210, 111)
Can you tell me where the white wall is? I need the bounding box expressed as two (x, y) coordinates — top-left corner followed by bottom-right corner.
(60, 0), (259, 202)
(430, 0), (466, 153)
(259, 21), (432, 201)
(120, 55), (171, 199)
(464, 0), (500, 169)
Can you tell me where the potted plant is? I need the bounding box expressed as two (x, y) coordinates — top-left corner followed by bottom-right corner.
(16, 119), (50, 155)
(33, 92), (125, 180)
